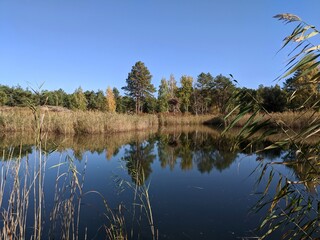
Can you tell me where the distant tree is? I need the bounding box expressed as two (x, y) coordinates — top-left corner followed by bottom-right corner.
(0, 90), (7, 106)
(191, 87), (201, 115)
(237, 87), (259, 112)
(112, 87), (124, 113)
(283, 60), (320, 110)
(6, 85), (33, 107)
(42, 88), (70, 108)
(168, 74), (178, 99)
(105, 87), (116, 113)
(84, 90), (97, 110)
(143, 96), (157, 113)
(167, 74), (180, 113)
(157, 78), (170, 113)
(70, 87), (87, 110)
(178, 75), (193, 113)
(196, 72), (214, 113)
(95, 90), (106, 111)
(63, 94), (73, 109)
(122, 61), (155, 114)
(42, 89), (68, 107)
(211, 74), (236, 113)
(122, 96), (135, 113)
(258, 85), (287, 112)
(54, 89), (68, 107)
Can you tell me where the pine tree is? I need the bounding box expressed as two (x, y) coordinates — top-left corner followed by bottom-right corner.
(211, 74), (236, 114)
(122, 61), (155, 114)
(196, 72), (214, 113)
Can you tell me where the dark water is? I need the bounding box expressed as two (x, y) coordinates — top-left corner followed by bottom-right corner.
(0, 127), (308, 239)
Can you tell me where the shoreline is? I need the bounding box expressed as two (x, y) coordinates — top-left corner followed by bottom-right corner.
(0, 107), (319, 135)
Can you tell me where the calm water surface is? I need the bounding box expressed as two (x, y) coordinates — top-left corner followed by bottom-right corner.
(0, 127), (300, 239)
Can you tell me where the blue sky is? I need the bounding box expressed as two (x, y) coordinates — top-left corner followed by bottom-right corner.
(0, 0), (319, 94)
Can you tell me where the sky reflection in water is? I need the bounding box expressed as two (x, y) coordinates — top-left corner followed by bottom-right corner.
(0, 128), (300, 239)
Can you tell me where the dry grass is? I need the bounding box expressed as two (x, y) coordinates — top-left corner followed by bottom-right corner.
(158, 113), (216, 126)
(228, 111), (320, 130)
(0, 107), (159, 134)
(1, 107), (318, 136)
(0, 108), (217, 135)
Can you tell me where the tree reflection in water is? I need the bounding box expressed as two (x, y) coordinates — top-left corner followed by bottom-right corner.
(157, 131), (239, 173)
(122, 138), (156, 185)
(0, 129), (317, 189)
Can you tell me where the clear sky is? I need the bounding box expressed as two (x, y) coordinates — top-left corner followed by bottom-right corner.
(0, 0), (319, 94)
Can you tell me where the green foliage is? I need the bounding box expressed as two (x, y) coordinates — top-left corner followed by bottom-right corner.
(122, 61), (156, 114)
(121, 96), (135, 113)
(236, 87), (259, 112)
(70, 87), (87, 111)
(84, 90), (106, 111)
(112, 87), (124, 113)
(167, 74), (178, 99)
(54, 89), (68, 106)
(95, 90), (106, 111)
(84, 90), (98, 110)
(178, 75), (193, 113)
(5, 85), (33, 107)
(157, 78), (170, 113)
(211, 74), (236, 113)
(258, 85), (287, 112)
(0, 90), (7, 106)
(143, 96), (157, 113)
(194, 72), (214, 114)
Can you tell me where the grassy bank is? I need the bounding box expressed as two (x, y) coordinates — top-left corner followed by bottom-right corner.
(0, 107), (159, 134)
(158, 113), (214, 126)
(0, 107), (318, 135)
(208, 111), (320, 130)
(0, 107), (216, 134)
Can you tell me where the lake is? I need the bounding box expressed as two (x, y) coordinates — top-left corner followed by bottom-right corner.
(0, 126), (313, 239)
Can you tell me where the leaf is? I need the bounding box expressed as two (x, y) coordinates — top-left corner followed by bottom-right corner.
(263, 170), (274, 195)
(294, 31), (319, 42)
(305, 44), (320, 53)
(49, 162), (67, 169)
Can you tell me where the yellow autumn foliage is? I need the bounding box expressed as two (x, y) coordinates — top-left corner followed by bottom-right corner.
(105, 87), (116, 113)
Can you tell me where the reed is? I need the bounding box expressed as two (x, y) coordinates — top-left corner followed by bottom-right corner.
(0, 107), (159, 134)
(1, 107), (317, 136)
(223, 14), (320, 239)
(227, 111), (320, 130)
(158, 113), (216, 126)
(0, 107), (219, 135)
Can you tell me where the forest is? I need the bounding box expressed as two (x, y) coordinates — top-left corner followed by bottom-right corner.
(0, 59), (319, 115)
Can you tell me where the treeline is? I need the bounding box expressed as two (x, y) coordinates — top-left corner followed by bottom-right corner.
(0, 60), (319, 114)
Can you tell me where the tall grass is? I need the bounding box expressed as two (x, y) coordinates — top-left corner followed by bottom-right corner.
(226, 111), (320, 130)
(1, 106), (317, 136)
(158, 113), (214, 126)
(223, 13), (320, 239)
(0, 107), (159, 134)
